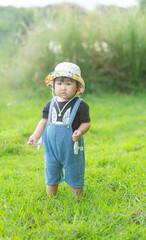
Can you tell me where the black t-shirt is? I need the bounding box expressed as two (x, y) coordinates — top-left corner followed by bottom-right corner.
(42, 97), (90, 132)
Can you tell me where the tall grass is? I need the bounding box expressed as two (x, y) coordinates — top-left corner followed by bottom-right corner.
(5, 4), (146, 93)
(101, 8), (146, 90)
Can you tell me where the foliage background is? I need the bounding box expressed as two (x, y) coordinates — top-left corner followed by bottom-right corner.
(0, 3), (146, 94)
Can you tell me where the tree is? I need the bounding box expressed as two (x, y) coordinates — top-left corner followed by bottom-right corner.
(138, 0), (146, 9)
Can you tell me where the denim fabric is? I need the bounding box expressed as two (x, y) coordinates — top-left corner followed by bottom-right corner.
(42, 97), (85, 188)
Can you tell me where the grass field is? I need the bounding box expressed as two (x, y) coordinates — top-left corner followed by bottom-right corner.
(0, 89), (146, 239)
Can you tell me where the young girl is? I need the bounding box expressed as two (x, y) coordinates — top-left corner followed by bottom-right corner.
(27, 62), (91, 197)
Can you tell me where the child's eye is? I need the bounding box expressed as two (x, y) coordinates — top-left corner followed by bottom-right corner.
(66, 83), (71, 85)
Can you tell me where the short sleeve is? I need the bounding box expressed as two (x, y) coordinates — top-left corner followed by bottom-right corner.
(42, 101), (51, 119)
(78, 100), (90, 123)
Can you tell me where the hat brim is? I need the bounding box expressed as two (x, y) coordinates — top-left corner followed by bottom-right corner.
(45, 70), (85, 94)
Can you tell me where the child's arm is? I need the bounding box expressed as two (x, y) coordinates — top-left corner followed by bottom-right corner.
(72, 122), (91, 142)
(27, 118), (48, 147)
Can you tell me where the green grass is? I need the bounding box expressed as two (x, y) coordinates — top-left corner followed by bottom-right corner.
(0, 90), (146, 239)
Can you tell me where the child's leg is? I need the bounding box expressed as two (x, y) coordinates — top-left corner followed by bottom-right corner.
(72, 187), (83, 198)
(47, 184), (59, 197)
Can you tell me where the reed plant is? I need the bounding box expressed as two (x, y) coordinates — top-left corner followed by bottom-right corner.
(5, 5), (146, 93)
(99, 8), (146, 91)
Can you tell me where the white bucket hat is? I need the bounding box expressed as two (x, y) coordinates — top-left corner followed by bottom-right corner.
(45, 62), (85, 94)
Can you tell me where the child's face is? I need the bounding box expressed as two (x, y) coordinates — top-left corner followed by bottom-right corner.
(54, 77), (77, 101)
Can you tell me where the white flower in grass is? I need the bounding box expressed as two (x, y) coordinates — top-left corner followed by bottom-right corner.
(82, 42), (88, 49)
(102, 41), (109, 52)
(94, 41), (101, 51)
(94, 41), (109, 52)
(49, 41), (62, 54)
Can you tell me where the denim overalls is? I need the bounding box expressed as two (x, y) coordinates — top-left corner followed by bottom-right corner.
(42, 97), (85, 188)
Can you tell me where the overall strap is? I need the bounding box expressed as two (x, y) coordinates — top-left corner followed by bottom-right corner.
(68, 98), (82, 125)
(48, 97), (57, 123)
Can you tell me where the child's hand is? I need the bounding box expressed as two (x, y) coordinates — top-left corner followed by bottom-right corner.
(27, 135), (37, 147)
(72, 130), (82, 142)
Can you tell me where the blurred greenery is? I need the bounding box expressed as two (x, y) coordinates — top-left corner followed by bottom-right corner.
(0, 4), (146, 93)
(138, 0), (146, 9)
(0, 6), (34, 67)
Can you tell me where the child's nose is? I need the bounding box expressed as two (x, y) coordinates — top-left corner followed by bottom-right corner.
(61, 84), (66, 90)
